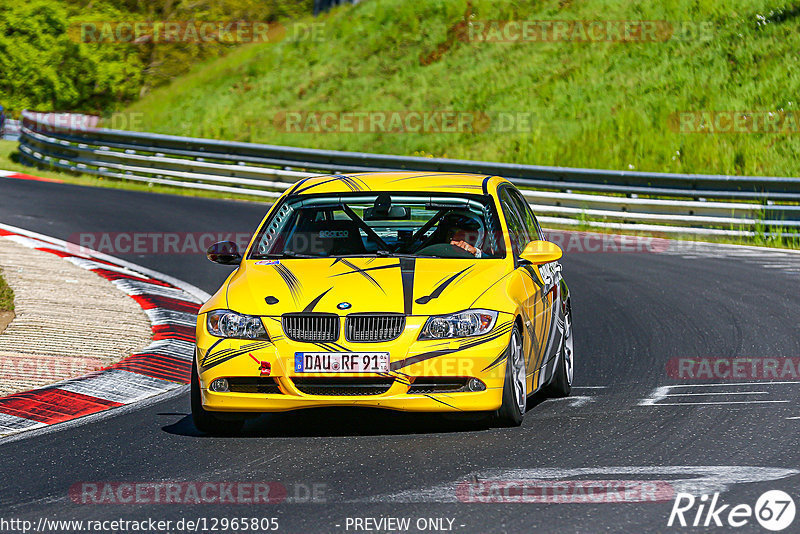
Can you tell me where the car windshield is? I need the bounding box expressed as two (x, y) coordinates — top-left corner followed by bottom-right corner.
(249, 193), (506, 259)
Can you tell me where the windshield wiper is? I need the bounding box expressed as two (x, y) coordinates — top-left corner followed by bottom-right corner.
(251, 251), (316, 259)
(375, 251), (436, 258)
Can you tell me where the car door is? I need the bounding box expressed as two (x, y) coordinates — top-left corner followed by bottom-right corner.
(505, 187), (563, 389)
(498, 187), (545, 389)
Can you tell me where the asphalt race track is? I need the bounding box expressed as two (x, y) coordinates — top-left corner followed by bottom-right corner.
(2, 178), (800, 533)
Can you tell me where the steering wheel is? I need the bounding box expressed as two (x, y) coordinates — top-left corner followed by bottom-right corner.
(414, 243), (475, 258)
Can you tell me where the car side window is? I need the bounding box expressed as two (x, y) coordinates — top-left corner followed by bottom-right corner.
(508, 188), (545, 241)
(499, 189), (531, 257)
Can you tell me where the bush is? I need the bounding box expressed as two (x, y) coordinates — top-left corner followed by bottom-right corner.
(0, 0), (312, 114)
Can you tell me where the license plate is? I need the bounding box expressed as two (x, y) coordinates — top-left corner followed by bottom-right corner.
(294, 352), (390, 373)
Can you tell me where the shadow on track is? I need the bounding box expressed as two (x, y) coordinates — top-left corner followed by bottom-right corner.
(161, 392), (550, 438)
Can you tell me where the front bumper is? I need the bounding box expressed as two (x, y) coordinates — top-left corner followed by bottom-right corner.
(195, 313), (514, 413)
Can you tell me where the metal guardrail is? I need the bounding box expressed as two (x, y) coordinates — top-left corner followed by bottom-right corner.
(17, 110), (800, 237)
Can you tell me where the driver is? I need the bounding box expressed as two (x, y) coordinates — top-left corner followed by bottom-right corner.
(440, 210), (485, 257)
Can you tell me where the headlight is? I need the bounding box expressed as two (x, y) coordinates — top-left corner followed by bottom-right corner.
(419, 309), (498, 340)
(207, 310), (269, 340)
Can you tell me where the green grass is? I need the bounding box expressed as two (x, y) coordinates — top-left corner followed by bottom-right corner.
(0, 141), (272, 203)
(123, 0), (800, 177)
(0, 270), (13, 313)
(9, 0), (800, 249)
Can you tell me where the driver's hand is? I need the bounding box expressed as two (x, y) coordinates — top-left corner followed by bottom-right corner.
(450, 240), (477, 256)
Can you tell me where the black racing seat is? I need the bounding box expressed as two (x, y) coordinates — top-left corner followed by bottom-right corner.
(287, 219), (366, 256)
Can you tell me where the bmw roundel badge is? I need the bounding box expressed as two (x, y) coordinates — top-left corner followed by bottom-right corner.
(337, 302), (352, 310)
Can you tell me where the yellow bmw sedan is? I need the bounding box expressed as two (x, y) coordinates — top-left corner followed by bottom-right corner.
(192, 172), (572, 433)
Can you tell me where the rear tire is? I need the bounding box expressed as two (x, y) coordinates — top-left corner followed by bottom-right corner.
(495, 325), (526, 427)
(191, 360), (244, 435)
(544, 306), (573, 398)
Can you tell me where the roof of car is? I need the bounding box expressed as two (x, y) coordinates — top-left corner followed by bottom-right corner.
(288, 172), (508, 195)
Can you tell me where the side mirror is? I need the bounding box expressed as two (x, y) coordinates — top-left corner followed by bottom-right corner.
(519, 240), (562, 265)
(206, 241), (241, 265)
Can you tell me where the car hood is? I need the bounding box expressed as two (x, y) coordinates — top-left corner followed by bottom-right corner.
(224, 257), (511, 316)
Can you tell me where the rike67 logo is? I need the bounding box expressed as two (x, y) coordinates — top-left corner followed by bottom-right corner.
(668, 490), (796, 531)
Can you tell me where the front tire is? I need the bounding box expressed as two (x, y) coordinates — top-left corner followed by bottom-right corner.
(544, 305), (573, 398)
(495, 325), (526, 427)
(191, 360), (244, 435)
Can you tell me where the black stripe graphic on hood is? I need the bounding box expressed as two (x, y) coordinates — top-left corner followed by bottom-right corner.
(303, 288), (332, 312)
(274, 263), (302, 302)
(399, 257), (416, 315)
(330, 258), (389, 293)
(469, 271), (513, 308)
(330, 261), (400, 278)
(415, 266), (473, 305)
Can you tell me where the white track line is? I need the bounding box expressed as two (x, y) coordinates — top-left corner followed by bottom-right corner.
(666, 381), (800, 387)
(665, 391), (767, 396)
(650, 401), (790, 406)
